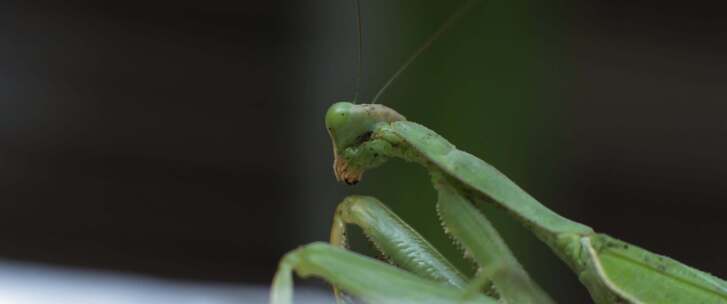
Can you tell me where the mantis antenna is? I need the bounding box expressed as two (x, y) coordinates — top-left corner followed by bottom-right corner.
(371, 0), (480, 104)
(352, 0), (363, 103)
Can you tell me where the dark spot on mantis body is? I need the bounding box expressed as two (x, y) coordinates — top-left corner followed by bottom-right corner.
(353, 131), (373, 146)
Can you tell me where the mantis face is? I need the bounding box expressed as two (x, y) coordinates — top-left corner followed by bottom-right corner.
(325, 102), (405, 184)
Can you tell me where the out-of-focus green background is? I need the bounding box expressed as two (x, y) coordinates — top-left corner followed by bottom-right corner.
(2, 0), (727, 302)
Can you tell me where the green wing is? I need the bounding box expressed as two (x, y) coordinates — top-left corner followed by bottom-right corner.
(582, 234), (727, 303)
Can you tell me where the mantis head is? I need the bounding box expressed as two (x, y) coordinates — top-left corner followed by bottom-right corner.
(325, 102), (405, 185)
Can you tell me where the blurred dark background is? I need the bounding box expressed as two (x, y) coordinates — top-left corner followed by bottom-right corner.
(1, 0), (725, 302)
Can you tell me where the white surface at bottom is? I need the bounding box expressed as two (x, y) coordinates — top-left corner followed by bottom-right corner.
(0, 260), (331, 304)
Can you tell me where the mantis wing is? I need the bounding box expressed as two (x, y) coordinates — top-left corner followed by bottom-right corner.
(579, 234), (727, 303)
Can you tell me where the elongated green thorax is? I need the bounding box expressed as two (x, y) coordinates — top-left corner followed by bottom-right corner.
(326, 102), (405, 184)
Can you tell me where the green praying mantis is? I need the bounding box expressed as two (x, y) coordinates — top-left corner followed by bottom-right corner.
(270, 1), (727, 303)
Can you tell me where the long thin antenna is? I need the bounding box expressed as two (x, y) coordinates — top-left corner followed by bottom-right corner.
(352, 0), (363, 103)
(371, 0), (480, 104)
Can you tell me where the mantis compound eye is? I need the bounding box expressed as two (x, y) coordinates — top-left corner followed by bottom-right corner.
(325, 101), (405, 184)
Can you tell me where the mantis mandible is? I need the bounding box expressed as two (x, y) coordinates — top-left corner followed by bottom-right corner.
(270, 1), (727, 303)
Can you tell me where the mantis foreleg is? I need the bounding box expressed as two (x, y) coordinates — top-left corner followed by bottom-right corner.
(270, 242), (497, 304)
(434, 176), (555, 304)
(329, 195), (467, 303)
(327, 190), (559, 303)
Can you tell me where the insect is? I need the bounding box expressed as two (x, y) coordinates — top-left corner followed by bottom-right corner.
(270, 1), (727, 303)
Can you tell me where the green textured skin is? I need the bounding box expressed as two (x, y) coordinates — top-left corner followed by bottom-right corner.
(330, 195), (467, 288)
(271, 242), (496, 304)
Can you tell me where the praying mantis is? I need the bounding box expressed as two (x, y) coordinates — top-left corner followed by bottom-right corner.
(270, 1), (727, 303)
